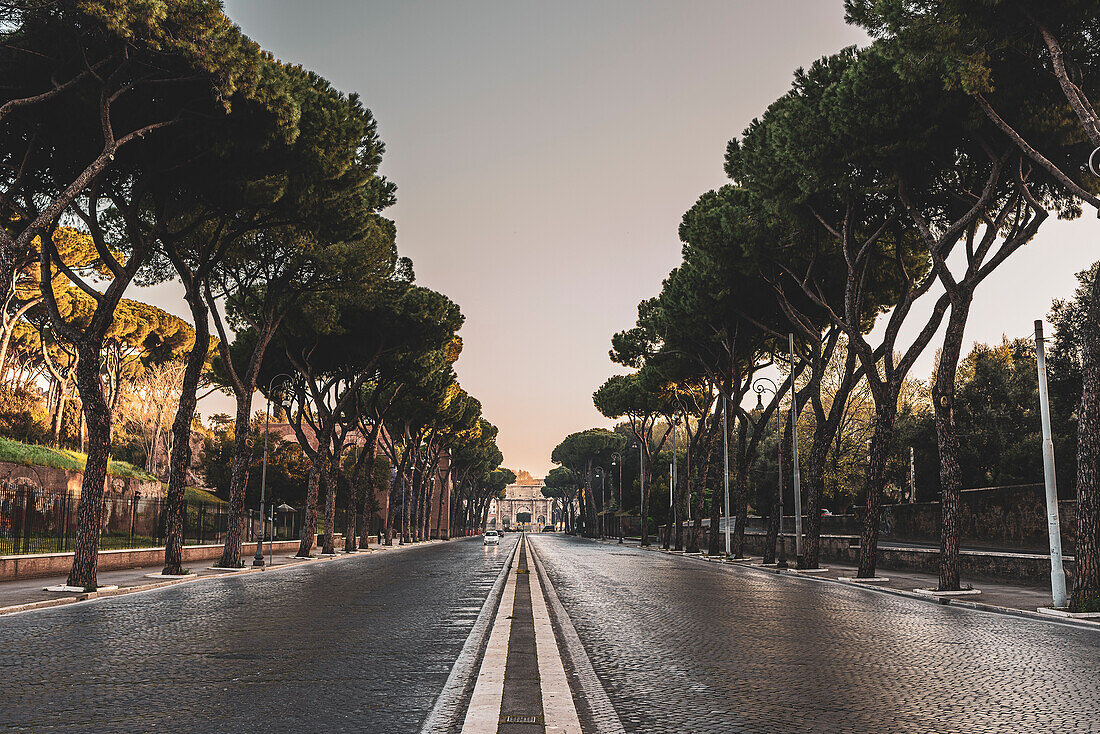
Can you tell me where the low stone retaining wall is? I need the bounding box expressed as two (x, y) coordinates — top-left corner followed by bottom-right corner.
(0, 533), (347, 581)
(0, 459), (164, 498)
(740, 531), (1075, 585)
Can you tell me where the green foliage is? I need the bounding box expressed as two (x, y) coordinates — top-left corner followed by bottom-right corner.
(0, 435), (155, 480)
(551, 428), (626, 476)
(0, 385), (47, 444)
(199, 418), (311, 505)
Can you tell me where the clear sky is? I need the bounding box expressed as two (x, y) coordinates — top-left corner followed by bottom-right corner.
(138, 1), (1100, 477)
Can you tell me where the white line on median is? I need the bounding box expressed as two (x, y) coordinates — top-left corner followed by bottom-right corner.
(527, 537), (582, 733)
(460, 539), (520, 733)
(420, 537), (519, 733)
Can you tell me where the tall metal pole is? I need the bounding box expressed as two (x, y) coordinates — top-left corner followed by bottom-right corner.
(722, 393), (731, 556)
(789, 333), (803, 564)
(1035, 320), (1068, 608)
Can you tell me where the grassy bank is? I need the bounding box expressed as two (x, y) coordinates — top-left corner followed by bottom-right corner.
(0, 435), (158, 482)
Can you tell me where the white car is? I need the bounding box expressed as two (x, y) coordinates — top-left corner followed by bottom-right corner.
(483, 530), (500, 545)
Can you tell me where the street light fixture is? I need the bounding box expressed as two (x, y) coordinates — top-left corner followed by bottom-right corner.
(254, 372), (294, 568)
(753, 376), (787, 568)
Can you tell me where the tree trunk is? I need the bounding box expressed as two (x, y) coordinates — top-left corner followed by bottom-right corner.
(583, 476), (598, 538)
(344, 471), (358, 553)
(162, 297), (210, 575)
(802, 430), (828, 570)
(322, 460), (337, 554)
(857, 402), (897, 578)
(1072, 269), (1100, 612)
(65, 344), (112, 590)
(218, 394), (255, 568)
(401, 471), (412, 543)
(936, 300), (972, 591)
(384, 475), (396, 545)
(52, 384), (69, 446)
(297, 463), (323, 557)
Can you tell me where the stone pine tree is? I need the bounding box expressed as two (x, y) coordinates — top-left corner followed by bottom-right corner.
(848, 0), (1100, 610)
(729, 48), (948, 579)
(593, 370), (672, 546)
(551, 429), (626, 538)
(5, 1), (270, 590)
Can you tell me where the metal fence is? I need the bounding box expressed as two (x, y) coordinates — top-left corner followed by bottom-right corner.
(0, 487), (303, 556)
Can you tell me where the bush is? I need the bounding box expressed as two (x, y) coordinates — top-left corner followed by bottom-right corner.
(0, 385), (47, 444)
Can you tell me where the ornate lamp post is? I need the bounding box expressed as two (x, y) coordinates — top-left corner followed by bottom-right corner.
(754, 377), (787, 568)
(254, 373), (293, 568)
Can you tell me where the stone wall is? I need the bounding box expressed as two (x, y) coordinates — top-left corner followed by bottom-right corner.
(740, 531), (1076, 585)
(746, 484), (1077, 554)
(0, 534), (344, 581)
(0, 460), (164, 499)
(859, 484), (1076, 553)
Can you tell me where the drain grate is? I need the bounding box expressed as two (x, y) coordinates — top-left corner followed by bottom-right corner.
(500, 714), (543, 724)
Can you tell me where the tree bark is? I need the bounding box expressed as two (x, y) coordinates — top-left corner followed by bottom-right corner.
(296, 463), (323, 557)
(583, 473), (598, 538)
(162, 296), (210, 575)
(322, 459), (337, 554)
(384, 475), (396, 545)
(65, 344), (112, 589)
(936, 300), (972, 591)
(857, 403), (897, 578)
(802, 431), (828, 569)
(1072, 269), (1100, 612)
(217, 394), (254, 568)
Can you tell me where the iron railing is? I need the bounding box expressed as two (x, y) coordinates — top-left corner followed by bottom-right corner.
(0, 487), (303, 556)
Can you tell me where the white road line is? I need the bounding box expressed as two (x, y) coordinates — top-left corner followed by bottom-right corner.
(527, 536), (626, 734)
(527, 538), (582, 734)
(459, 540), (520, 733)
(420, 538), (519, 733)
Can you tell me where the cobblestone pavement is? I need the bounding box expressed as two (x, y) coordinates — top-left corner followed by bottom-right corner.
(0, 536), (517, 733)
(529, 534), (1100, 734)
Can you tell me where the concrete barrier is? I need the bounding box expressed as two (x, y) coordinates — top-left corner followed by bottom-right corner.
(0, 534), (348, 581)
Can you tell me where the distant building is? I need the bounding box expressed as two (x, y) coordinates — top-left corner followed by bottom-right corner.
(488, 475), (552, 529)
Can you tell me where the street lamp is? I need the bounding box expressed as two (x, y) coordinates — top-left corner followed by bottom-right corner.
(254, 372), (293, 568)
(754, 376), (787, 568)
(611, 451), (623, 543)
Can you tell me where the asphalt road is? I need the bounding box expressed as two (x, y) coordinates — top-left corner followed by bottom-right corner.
(0, 536), (517, 733)
(529, 533), (1100, 734)
(4, 533), (1099, 733)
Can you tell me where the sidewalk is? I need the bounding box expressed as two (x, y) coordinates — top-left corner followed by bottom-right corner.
(597, 536), (1098, 630)
(0, 539), (442, 616)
